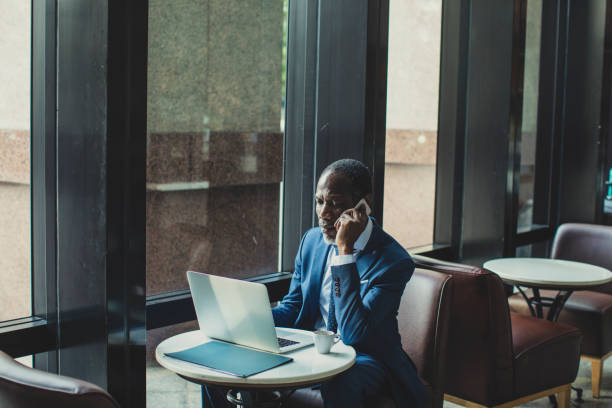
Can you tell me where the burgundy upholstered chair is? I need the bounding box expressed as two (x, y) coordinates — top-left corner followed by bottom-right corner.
(284, 267), (454, 408)
(0, 350), (120, 408)
(414, 255), (582, 408)
(508, 223), (612, 398)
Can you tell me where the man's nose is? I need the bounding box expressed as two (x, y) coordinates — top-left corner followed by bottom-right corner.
(319, 202), (334, 220)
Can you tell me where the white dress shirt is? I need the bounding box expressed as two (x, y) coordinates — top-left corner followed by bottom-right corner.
(315, 218), (373, 330)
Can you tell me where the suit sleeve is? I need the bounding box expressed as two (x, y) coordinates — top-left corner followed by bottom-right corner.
(271, 233), (307, 327)
(331, 256), (414, 346)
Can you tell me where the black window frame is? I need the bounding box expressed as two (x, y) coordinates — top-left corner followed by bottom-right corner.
(505, 0), (564, 256)
(1, 1), (149, 406)
(507, 0), (610, 256)
(1, 0), (58, 361)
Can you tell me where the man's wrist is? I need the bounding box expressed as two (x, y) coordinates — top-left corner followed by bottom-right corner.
(337, 245), (353, 255)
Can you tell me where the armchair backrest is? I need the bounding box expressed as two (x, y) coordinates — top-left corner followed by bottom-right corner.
(0, 350), (120, 408)
(552, 223), (612, 294)
(412, 255), (515, 404)
(398, 268), (454, 407)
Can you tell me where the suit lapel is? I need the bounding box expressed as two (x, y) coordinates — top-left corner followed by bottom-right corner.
(356, 222), (387, 279)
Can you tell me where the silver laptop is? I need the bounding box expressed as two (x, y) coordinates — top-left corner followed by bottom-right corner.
(187, 271), (314, 354)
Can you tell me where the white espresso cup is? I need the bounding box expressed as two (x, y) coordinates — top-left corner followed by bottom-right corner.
(313, 330), (341, 354)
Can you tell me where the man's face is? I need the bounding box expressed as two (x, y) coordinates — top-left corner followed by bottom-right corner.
(315, 171), (355, 245)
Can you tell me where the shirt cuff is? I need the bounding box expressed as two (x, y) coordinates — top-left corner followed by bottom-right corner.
(331, 253), (356, 266)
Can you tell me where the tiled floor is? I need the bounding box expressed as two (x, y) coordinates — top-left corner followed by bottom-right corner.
(146, 358), (612, 407)
(147, 360), (201, 407)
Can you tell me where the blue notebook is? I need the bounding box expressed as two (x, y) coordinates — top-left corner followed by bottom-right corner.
(165, 341), (293, 378)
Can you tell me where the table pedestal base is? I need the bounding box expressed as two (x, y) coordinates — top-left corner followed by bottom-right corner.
(515, 287), (573, 321)
(225, 389), (289, 408)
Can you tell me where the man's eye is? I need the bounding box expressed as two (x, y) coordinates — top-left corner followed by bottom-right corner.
(315, 198), (323, 205)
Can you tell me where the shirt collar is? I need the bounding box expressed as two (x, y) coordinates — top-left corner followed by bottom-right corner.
(353, 217), (373, 252)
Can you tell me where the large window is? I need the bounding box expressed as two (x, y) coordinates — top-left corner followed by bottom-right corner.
(146, 0), (287, 296)
(143, 0), (288, 324)
(383, 0), (442, 249)
(0, 0), (31, 322)
(146, 1), (289, 403)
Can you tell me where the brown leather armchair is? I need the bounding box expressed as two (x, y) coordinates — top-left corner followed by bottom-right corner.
(284, 267), (454, 408)
(0, 350), (120, 408)
(414, 255), (582, 408)
(508, 223), (612, 398)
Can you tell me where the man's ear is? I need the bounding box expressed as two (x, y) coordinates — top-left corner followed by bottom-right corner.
(364, 194), (373, 209)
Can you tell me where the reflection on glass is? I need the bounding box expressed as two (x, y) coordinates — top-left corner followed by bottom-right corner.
(383, 0), (442, 248)
(515, 241), (549, 258)
(146, 0), (288, 296)
(0, 1), (31, 321)
(517, 0), (542, 231)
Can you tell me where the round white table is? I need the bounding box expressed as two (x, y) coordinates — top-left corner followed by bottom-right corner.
(484, 258), (612, 321)
(156, 329), (356, 407)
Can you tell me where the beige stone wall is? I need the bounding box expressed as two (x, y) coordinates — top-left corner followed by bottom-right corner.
(384, 163), (436, 249)
(0, 0), (31, 321)
(384, 0), (441, 249)
(386, 0), (441, 132)
(0, 183), (31, 321)
(384, 129), (436, 248)
(0, 0), (30, 130)
(147, 0), (283, 134)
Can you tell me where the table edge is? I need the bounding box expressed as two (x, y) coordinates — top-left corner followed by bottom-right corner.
(484, 258), (612, 289)
(155, 329), (357, 388)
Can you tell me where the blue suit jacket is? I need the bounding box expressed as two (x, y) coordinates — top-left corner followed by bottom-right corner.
(272, 220), (427, 407)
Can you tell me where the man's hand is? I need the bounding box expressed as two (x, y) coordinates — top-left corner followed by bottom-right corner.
(334, 202), (369, 255)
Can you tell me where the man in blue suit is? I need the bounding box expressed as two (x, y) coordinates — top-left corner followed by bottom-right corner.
(273, 159), (427, 408)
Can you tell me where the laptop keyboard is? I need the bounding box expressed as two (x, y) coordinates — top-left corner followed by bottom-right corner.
(277, 337), (299, 348)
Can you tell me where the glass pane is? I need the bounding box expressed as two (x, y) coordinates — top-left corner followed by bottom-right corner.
(517, 0), (543, 232)
(0, 1), (31, 321)
(383, 0), (442, 248)
(146, 0), (287, 295)
(515, 240), (549, 258)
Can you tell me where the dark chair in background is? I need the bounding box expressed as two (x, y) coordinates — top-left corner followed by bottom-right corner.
(508, 223), (612, 398)
(414, 255), (582, 408)
(285, 267), (454, 408)
(0, 350), (120, 408)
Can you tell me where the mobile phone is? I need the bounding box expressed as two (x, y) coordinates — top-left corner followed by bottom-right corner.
(355, 198), (372, 216)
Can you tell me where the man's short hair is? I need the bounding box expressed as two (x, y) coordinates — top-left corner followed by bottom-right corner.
(321, 159), (372, 202)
